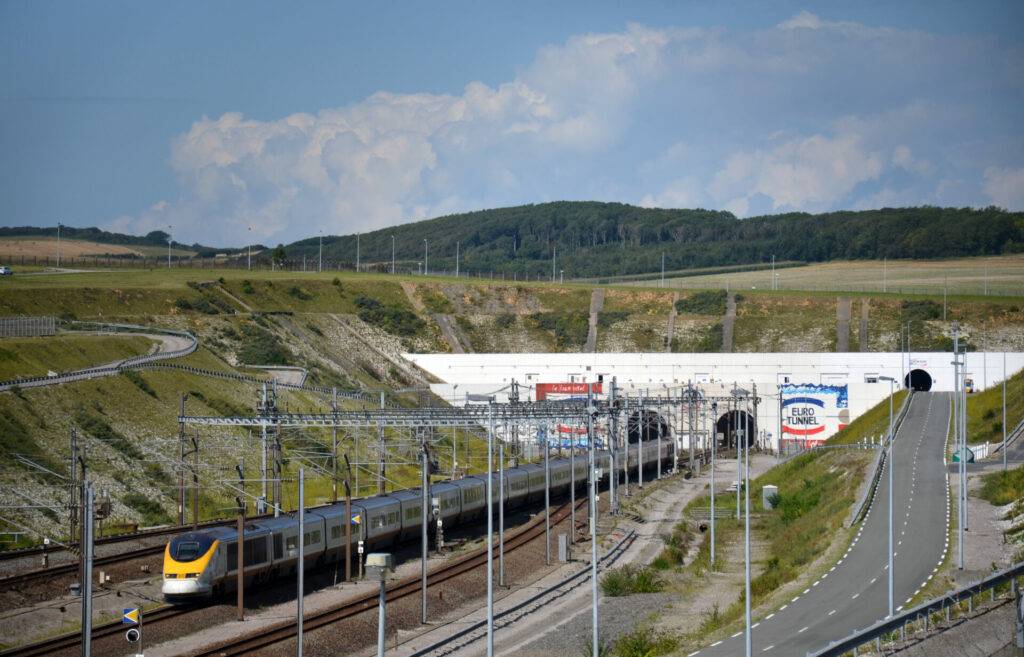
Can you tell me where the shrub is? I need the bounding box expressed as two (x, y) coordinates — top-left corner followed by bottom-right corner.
(288, 286), (312, 301)
(241, 280), (255, 294)
(332, 277), (341, 286)
(675, 290), (727, 315)
(600, 564), (664, 596)
(122, 369), (157, 398)
(237, 325), (290, 365)
(694, 323), (723, 352)
(528, 312), (589, 348)
(74, 408), (141, 460)
(597, 311), (629, 328)
(611, 629), (678, 657)
(354, 295), (426, 337)
(122, 492), (171, 526)
(495, 314), (516, 329)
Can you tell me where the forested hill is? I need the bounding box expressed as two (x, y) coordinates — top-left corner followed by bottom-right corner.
(288, 203), (1024, 278)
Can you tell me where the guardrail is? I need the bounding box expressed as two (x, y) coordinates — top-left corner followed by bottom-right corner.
(849, 391), (914, 526)
(809, 560), (1024, 656)
(0, 321), (370, 400)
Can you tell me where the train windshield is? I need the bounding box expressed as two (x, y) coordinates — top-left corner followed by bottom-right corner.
(169, 533), (216, 562)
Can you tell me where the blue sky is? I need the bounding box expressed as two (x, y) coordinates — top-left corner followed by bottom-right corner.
(2, 1), (1023, 247)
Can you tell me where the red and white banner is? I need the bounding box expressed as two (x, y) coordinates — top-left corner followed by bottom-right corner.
(535, 382), (602, 401)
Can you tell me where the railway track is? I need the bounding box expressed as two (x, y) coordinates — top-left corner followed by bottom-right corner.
(0, 543), (166, 588)
(0, 604), (189, 657)
(192, 499), (586, 657)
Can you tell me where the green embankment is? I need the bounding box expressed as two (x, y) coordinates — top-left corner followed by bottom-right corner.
(828, 389), (908, 445)
(0, 334), (155, 380)
(967, 368), (1024, 445)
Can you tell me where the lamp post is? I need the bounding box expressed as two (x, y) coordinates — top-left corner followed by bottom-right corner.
(167, 225), (173, 269)
(391, 235), (395, 274)
(468, 393), (497, 657)
(710, 400), (717, 567)
(356, 233), (360, 272)
(247, 227), (252, 270)
(56, 222), (61, 268)
(559, 269), (563, 284)
(423, 239), (428, 276)
(771, 254), (775, 290)
(456, 241), (460, 278)
(318, 233), (323, 273)
(879, 375), (896, 617)
(661, 252), (665, 287)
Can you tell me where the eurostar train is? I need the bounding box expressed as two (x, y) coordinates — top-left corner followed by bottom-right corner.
(162, 439), (673, 600)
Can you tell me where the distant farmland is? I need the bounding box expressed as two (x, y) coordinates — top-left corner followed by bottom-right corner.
(0, 236), (195, 259)
(641, 254), (1024, 297)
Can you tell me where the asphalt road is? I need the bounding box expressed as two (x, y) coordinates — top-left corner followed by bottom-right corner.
(692, 392), (950, 657)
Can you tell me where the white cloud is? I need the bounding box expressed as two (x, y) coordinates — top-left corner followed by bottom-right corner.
(106, 13), (1024, 244)
(708, 132), (884, 214)
(983, 167), (1024, 210)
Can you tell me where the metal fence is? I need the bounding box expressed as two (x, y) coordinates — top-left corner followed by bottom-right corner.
(0, 316), (55, 337)
(810, 560), (1024, 656)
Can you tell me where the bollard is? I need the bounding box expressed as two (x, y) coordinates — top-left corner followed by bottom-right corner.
(969, 594), (974, 613)
(945, 604), (951, 623)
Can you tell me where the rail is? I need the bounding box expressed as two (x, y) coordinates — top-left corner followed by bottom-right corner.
(809, 560), (1024, 656)
(406, 528), (637, 656)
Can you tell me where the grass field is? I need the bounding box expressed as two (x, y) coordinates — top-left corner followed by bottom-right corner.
(647, 254), (1024, 297)
(0, 236), (196, 258)
(0, 334), (155, 380)
(967, 367), (1024, 445)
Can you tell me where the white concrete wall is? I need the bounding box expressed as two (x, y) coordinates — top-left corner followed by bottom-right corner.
(404, 351), (1024, 449)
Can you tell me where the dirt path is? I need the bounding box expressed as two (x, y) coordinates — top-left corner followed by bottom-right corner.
(433, 313), (466, 354)
(836, 296), (852, 352)
(859, 298), (870, 351)
(722, 293), (736, 352)
(400, 281), (427, 312)
(585, 289), (604, 352)
(666, 291), (679, 352)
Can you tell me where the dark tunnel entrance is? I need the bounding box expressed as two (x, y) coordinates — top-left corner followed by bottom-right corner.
(904, 369), (933, 392)
(715, 410), (756, 449)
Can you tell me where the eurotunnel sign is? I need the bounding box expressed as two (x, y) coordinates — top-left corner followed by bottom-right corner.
(781, 384), (849, 447)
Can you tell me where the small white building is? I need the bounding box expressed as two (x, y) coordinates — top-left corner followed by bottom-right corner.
(404, 351), (1024, 450)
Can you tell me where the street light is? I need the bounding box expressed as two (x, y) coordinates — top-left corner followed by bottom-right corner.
(56, 222), (62, 268)
(467, 393), (496, 657)
(878, 375), (896, 618)
(318, 232), (323, 273)
(423, 239), (428, 275)
(247, 226), (253, 270)
(167, 225), (173, 269)
(455, 241), (460, 278)
(559, 269), (564, 284)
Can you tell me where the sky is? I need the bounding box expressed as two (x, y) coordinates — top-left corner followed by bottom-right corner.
(2, 1), (1023, 247)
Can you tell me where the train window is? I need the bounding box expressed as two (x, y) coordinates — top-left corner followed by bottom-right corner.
(387, 511), (398, 525)
(312, 530), (321, 544)
(169, 533), (216, 562)
(274, 535), (283, 560)
(331, 526), (341, 540)
(286, 536), (298, 551)
(405, 506), (420, 520)
(245, 537), (267, 564)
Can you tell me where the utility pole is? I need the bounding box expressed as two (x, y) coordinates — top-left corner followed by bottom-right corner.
(390, 235), (395, 274)
(167, 225), (172, 269)
(423, 239), (428, 276)
(318, 233), (322, 273)
(486, 401), (495, 657)
(1004, 352), (1008, 471)
(734, 385), (741, 520)
(331, 388), (339, 503)
(297, 468), (305, 657)
(771, 254), (776, 290)
(57, 222), (62, 268)
(260, 384), (269, 514)
(587, 385), (599, 657)
(236, 462), (246, 622)
(744, 386), (755, 657)
(455, 241), (460, 278)
(953, 322), (964, 570)
(656, 405), (663, 479)
(356, 233), (360, 272)
(551, 245), (556, 283)
(343, 455), (354, 582)
(661, 252), (665, 287)
(609, 377), (618, 515)
(378, 390), (386, 495)
(499, 440), (505, 587)
(570, 411), (576, 543)
(273, 423), (282, 517)
(81, 483), (94, 657)
(420, 428), (429, 623)
(178, 394), (187, 526)
(69, 428), (78, 545)
(710, 401), (717, 568)
(543, 421), (551, 565)
(191, 430), (200, 530)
